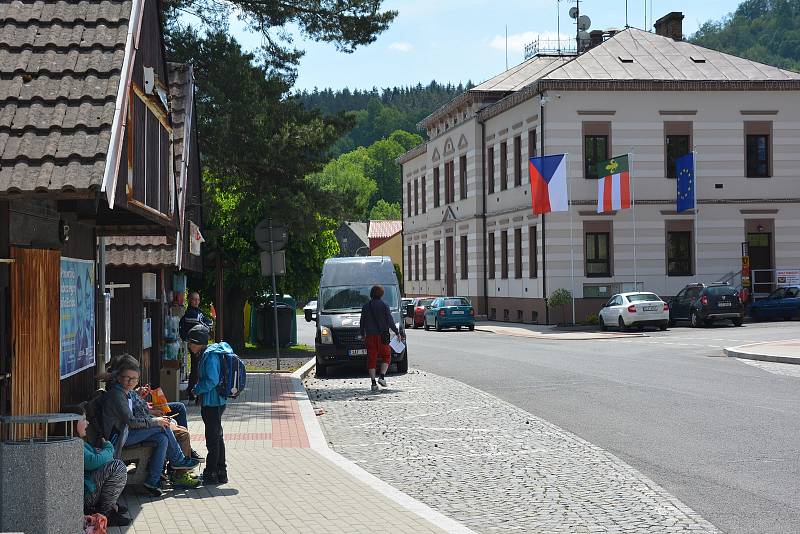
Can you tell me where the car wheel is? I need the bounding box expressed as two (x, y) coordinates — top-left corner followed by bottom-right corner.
(396, 354), (408, 374)
(413, 321), (419, 329)
(315, 361), (327, 378)
(750, 309), (761, 322)
(704, 319), (713, 327)
(690, 311), (700, 328)
(659, 322), (668, 331)
(732, 317), (743, 327)
(435, 319), (442, 332)
(668, 318), (676, 327)
(468, 324), (475, 331)
(424, 318), (430, 331)
(618, 316), (627, 331)
(783, 316), (793, 322)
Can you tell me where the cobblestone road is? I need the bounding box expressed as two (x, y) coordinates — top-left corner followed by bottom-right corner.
(305, 369), (721, 534)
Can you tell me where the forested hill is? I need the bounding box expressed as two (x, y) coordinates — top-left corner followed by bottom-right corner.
(690, 0), (800, 72)
(298, 81), (471, 155)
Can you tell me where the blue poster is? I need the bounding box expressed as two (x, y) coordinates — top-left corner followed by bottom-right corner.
(60, 258), (96, 379)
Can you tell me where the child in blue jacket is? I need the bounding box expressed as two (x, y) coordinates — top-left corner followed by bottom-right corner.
(189, 325), (229, 485)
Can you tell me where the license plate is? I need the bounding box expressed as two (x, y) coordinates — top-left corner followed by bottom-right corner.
(643, 305), (659, 311)
(718, 302), (732, 307)
(348, 349), (367, 356)
(451, 310), (464, 315)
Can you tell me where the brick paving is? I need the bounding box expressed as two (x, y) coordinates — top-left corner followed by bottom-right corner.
(306, 369), (722, 534)
(110, 373), (450, 533)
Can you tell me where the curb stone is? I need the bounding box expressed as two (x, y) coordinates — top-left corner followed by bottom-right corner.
(291, 358), (476, 534)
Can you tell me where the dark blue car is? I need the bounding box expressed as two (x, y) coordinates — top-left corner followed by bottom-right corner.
(749, 285), (800, 321)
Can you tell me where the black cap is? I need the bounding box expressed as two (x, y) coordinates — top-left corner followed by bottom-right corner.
(186, 325), (210, 345)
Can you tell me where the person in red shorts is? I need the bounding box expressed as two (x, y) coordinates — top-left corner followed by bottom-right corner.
(360, 285), (404, 392)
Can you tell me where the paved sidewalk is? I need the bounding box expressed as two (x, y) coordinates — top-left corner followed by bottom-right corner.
(111, 368), (467, 533)
(725, 339), (800, 364)
(475, 321), (645, 340)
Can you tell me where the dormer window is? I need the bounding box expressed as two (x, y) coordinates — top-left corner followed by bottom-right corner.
(690, 55), (706, 63)
(618, 56), (634, 63)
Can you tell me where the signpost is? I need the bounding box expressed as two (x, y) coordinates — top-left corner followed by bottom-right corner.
(255, 218), (287, 370)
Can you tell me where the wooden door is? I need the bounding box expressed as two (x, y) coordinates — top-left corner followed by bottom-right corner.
(747, 232), (773, 294)
(445, 236), (455, 296)
(10, 247), (61, 422)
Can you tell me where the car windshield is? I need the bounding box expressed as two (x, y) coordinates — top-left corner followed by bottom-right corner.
(419, 298), (434, 306)
(626, 293), (661, 302)
(443, 298), (470, 307)
(707, 286), (737, 296)
(320, 285), (400, 313)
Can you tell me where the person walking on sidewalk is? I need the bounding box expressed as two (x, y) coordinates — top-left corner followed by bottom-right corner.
(360, 285), (404, 392)
(189, 324), (229, 485)
(180, 291), (213, 399)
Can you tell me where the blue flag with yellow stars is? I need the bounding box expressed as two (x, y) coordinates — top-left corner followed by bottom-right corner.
(676, 153), (695, 213)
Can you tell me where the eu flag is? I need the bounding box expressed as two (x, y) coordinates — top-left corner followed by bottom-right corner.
(676, 153), (695, 213)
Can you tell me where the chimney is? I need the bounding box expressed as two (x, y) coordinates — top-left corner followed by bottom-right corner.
(589, 30), (604, 48)
(654, 12), (684, 41)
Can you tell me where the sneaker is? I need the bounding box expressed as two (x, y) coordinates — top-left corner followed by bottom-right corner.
(171, 471), (201, 488)
(142, 483), (164, 497)
(200, 472), (219, 485)
(370, 382), (379, 392)
(172, 456), (200, 470)
(106, 510), (131, 527)
(115, 503), (128, 515)
(377, 377), (387, 387)
(190, 449), (204, 461)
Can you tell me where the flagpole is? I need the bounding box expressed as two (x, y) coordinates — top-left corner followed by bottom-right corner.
(566, 153), (576, 325)
(693, 149), (699, 278)
(630, 151), (637, 291)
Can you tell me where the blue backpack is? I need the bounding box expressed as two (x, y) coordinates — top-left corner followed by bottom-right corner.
(215, 350), (247, 399)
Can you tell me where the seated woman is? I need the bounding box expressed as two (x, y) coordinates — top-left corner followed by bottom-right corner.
(66, 405), (130, 527)
(101, 354), (199, 496)
(130, 386), (200, 488)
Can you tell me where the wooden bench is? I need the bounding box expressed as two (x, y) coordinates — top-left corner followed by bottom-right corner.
(121, 443), (155, 486)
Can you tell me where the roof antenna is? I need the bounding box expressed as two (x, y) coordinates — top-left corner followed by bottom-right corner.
(625, 0), (629, 28)
(505, 25), (508, 70)
(556, 0), (561, 54)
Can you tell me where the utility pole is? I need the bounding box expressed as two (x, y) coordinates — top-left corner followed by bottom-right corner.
(268, 217), (280, 370)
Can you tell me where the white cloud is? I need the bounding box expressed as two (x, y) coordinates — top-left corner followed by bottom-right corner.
(489, 31), (572, 54)
(389, 41), (413, 52)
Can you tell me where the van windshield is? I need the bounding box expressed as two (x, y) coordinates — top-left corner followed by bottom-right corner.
(320, 285), (400, 313)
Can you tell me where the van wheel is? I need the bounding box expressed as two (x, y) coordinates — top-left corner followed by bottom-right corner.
(396, 355), (408, 374)
(315, 362), (327, 378)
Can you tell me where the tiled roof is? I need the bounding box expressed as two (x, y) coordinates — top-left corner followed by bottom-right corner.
(368, 220), (402, 239)
(543, 29), (800, 82)
(105, 235), (177, 267)
(167, 62), (192, 223)
(472, 55), (573, 92)
(0, 1), (132, 194)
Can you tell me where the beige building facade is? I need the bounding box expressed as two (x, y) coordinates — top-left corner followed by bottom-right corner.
(399, 15), (800, 323)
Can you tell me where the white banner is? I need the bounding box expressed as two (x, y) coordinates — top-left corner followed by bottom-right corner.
(189, 221), (204, 256)
(776, 269), (800, 287)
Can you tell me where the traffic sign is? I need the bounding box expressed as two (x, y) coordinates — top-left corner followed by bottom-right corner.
(254, 219), (288, 251)
(260, 250), (286, 276)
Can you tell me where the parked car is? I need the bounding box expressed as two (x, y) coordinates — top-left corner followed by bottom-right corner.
(401, 298), (415, 327)
(749, 285), (800, 321)
(406, 297), (435, 329)
(669, 283), (744, 327)
(424, 297), (475, 331)
(599, 292), (670, 331)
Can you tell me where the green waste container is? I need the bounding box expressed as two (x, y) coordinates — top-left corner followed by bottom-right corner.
(259, 294), (297, 348)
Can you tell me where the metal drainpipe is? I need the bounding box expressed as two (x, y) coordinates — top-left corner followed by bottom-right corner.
(479, 119), (489, 318)
(540, 98), (548, 325)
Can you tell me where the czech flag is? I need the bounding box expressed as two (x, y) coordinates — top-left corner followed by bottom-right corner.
(529, 154), (568, 215)
(596, 155), (631, 213)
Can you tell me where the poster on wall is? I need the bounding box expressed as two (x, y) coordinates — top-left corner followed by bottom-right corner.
(60, 258), (96, 379)
(776, 269), (800, 287)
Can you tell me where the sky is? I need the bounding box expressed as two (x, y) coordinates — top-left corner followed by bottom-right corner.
(229, 0), (744, 92)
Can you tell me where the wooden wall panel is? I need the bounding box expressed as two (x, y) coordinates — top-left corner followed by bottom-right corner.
(10, 247), (60, 420)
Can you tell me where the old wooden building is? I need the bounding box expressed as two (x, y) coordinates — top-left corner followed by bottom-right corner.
(0, 0), (189, 418)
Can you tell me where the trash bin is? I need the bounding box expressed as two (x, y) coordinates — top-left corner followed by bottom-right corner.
(0, 413), (84, 534)
(263, 303), (293, 348)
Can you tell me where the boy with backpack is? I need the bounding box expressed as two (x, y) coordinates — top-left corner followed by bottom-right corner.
(189, 324), (245, 485)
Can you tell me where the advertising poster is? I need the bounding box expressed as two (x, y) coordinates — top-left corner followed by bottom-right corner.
(60, 258), (96, 379)
(776, 269), (800, 287)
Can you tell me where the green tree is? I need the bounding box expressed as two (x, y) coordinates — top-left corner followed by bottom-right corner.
(164, 0), (397, 74)
(548, 288), (573, 326)
(168, 30), (353, 350)
(369, 200), (401, 220)
(281, 217), (340, 302)
(307, 147), (378, 221)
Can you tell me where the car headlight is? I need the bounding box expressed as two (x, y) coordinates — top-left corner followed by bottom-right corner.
(320, 326), (333, 344)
